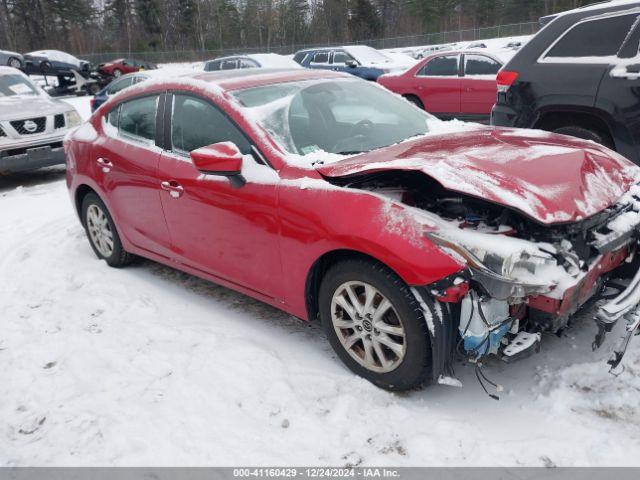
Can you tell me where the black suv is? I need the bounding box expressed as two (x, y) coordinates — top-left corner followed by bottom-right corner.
(491, 1), (640, 164)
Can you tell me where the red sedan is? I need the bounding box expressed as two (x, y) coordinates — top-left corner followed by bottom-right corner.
(377, 50), (511, 122)
(97, 58), (157, 78)
(65, 69), (640, 391)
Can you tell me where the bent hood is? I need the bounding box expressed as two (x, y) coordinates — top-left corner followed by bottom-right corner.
(316, 128), (640, 225)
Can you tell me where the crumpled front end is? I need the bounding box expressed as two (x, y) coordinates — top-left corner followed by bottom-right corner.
(425, 183), (640, 376)
(339, 170), (640, 386)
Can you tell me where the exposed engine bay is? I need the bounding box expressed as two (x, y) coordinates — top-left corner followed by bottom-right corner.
(330, 170), (640, 386)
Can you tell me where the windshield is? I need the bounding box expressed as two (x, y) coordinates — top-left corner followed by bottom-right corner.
(344, 45), (392, 64)
(232, 79), (429, 158)
(0, 74), (40, 97)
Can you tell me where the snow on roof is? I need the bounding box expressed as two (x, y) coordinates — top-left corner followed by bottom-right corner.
(248, 53), (302, 69)
(551, 0), (640, 19)
(343, 45), (393, 64)
(26, 50), (83, 66)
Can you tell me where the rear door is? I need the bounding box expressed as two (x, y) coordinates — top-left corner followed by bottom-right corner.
(536, 12), (639, 116)
(413, 54), (461, 117)
(92, 94), (172, 257)
(595, 15), (640, 162)
(460, 53), (502, 120)
(309, 51), (332, 71)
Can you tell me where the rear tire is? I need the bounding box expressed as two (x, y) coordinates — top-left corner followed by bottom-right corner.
(319, 258), (433, 391)
(403, 95), (424, 110)
(553, 125), (612, 148)
(81, 193), (133, 268)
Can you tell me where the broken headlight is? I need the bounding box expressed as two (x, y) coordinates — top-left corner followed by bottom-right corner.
(427, 232), (557, 299)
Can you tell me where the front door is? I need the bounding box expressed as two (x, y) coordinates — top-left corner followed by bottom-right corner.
(460, 53), (501, 120)
(157, 92), (283, 299)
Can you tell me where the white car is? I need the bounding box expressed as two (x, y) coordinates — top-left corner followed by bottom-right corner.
(0, 67), (82, 174)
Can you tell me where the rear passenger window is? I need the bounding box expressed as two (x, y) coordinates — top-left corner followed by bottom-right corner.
(312, 52), (329, 64)
(464, 55), (501, 75)
(546, 14), (639, 59)
(171, 94), (250, 154)
(293, 52), (308, 64)
(418, 55), (459, 76)
(119, 95), (158, 142)
(220, 60), (237, 70)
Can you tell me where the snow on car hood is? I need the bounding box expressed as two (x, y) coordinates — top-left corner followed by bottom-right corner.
(0, 94), (72, 121)
(316, 127), (640, 225)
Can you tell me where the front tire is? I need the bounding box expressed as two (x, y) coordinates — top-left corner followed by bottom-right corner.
(553, 125), (612, 149)
(112, 68), (122, 77)
(319, 259), (433, 391)
(81, 193), (133, 268)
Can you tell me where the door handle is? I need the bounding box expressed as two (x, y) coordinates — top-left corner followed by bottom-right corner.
(160, 180), (184, 199)
(96, 157), (113, 172)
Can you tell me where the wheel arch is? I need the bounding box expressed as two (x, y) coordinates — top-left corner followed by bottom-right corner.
(305, 249), (409, 323)
(533, 107), (616, 148)
(402, 94), (424, 109)
(74, 184), (98, 224)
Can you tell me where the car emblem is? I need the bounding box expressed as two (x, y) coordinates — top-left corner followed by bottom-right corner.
(23, 120), (37, 133)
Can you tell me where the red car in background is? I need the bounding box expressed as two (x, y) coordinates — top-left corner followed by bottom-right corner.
(97, 58), (157, 78)
(65, 69), (640, 392)
(378, 50), (512, 122)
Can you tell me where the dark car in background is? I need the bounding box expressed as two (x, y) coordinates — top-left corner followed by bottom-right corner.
(23, 50), (91, 76)
(91, 72), (151, 112)
(97, 58), (157, 78)
(491, 1), (640, 164)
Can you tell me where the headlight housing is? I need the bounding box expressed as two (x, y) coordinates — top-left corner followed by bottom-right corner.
(427, 231), (558, 299)
(64, 109), (82, 128)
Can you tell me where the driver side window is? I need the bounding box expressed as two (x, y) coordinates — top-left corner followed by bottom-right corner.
(170, 94), (251, 155)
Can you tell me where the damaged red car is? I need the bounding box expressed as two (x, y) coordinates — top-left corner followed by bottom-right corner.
(65, 69), (640, 391)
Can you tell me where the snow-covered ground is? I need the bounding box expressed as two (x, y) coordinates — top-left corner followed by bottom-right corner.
(1, 97), (640, 467)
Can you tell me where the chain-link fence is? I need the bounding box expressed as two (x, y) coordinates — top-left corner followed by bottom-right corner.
(78, 21), (540, 64)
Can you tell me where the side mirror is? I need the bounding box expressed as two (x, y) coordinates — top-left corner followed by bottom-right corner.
(190, 142), (246, 188)
(345, 60), (358, 68)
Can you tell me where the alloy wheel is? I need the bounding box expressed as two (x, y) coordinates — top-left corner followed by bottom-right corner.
(330, 281), (406, 373)
(87, 204), (114, 258)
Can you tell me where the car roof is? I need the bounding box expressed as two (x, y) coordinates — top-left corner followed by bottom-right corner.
(188, 68), (345, 91)
(540, 0), (640, 24)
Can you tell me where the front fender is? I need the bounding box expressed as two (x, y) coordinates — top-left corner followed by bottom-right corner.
(276, 175), (464, 319)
